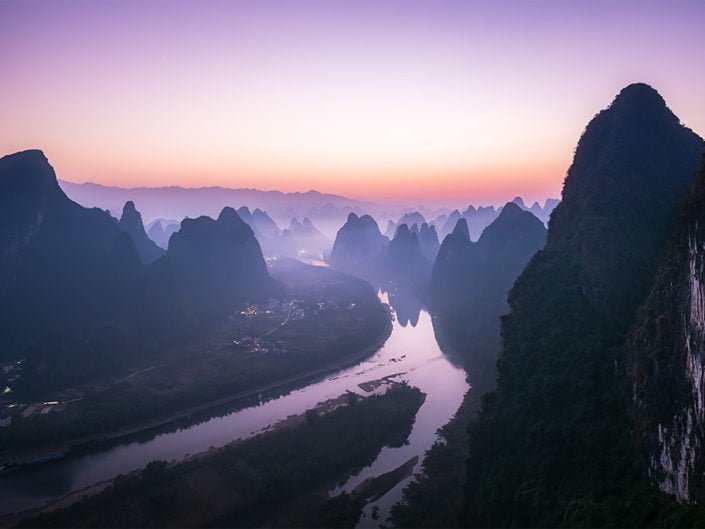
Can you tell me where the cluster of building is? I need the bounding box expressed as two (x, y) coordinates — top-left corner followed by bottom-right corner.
(0, 401), (63, 427)
(238, 298), (305, 320)
(236, 297), (353, 322)
(0, 360), (66, 427)
(232, 336), (288, 357)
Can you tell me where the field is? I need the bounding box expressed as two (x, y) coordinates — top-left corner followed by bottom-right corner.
(0, 259), (391, 459)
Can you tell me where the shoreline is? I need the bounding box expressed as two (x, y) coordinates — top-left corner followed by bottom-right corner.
(0, 371), (406, 528)
(0, 315), (393, 469)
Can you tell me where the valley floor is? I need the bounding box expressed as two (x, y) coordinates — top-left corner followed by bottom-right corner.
(0, 260), (391, 466)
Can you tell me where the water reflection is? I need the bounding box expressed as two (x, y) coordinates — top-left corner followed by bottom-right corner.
(0, 292), (469, 521)
(386, 287), (423, 327)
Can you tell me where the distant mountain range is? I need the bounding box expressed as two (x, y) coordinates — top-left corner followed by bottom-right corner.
(58, 180), (374, 225)
(58, 178), (559, 241)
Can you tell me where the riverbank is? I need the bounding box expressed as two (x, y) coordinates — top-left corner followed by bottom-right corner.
(0, 385), (400, 527)
(0, 315), (392, 468)
(15, 385), (425, 528)
(389, 312), (500, 528)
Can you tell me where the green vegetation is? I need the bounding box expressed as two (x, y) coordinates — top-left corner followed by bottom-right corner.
(18, 385), (425, 528)
(460, 85), (705, 527)
(0, 260), (390, 456)
(391, 314), (500, 528)
(390, 397), (470, 528)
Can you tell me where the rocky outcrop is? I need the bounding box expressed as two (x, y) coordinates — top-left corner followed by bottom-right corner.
(631, 156), (705, 503)
(118, 201), (165, 263)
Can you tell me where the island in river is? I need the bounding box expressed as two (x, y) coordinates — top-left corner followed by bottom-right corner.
(16, 385), (425, 528)
(0, 258), (391, 463)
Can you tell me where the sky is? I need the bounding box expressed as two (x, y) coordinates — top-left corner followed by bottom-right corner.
(1, 0), (704, 207)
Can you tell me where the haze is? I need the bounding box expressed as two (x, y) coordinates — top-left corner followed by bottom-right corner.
(1, 0), (704, 205)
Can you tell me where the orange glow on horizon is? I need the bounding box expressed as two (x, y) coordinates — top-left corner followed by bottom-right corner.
(2, 1), (704, 207)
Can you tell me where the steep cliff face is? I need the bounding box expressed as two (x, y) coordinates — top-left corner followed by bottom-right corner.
(632, 157), (705, 503)
(461, 84), (705, 527)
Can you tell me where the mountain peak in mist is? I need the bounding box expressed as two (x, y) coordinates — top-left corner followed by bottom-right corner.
(329, 211), (388, 279)
(451, 218), (470, 241)
(119, 201), (165, 264)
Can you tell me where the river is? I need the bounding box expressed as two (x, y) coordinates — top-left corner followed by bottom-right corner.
(0, 290), (470, 524)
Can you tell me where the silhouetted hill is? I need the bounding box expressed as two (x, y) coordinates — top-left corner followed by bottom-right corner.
(167, 207), (274, 317)
(384, 219), (397, 239)
(329, 213), (388, 280)
(118, 201), (165, 263)
(439, 209), (462, 239)
(461, 83), (705, 526)
(286, 217), (329, 257)
(462, 205), (497, 240)
(236, 206), (280, 242)
(0, 150), (182, 388)
(383, 223), (432, 290)
(431, 205), (546, 363)
(146, 220), (167, 249)
(418, 222), (440, 262)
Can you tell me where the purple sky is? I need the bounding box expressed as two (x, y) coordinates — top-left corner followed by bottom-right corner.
(1, 0), (704, 206)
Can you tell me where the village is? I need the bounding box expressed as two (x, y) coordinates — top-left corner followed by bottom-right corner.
(230, 297), (354, 358)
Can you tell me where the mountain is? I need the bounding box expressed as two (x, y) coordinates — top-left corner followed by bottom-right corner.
(418, 222), (440, 262)
(118, 201), (165, 263)
(431, 204), (546, 362)
(146, 221), (167, 249)
(167, 207), (274, 317)
(511, 196), (526, 209)
(58, 180), (369, 226)
(510, 195), (560, 224)
(399, 211), (427, 228)
(462, 205), (498, 240)
(439, 209), (462, 238)
(630, 155), (705, 503)
(329, 213), (388, 281)
(0, 150), (181, 387)
(461, 83), (705, 526)
(384, 219), (397, 239)
(146, 219), (180, 248)
(383, 223), (432, 290)
(251, 208), (280, 239)
(302, 203), (365, 240)
(287, 217), (329, 257)
(236, 206), (279, 239)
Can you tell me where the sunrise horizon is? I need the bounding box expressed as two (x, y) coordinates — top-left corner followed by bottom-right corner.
(3, 0), (704, 208)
